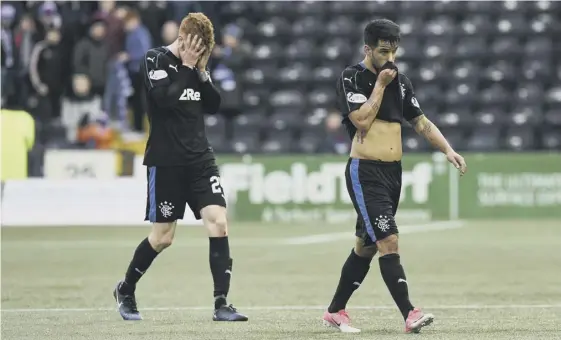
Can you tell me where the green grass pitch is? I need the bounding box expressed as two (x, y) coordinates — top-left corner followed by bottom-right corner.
(2, 220), (561, 339)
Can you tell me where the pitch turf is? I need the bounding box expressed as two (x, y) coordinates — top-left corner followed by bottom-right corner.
(2, 220), (561, 339)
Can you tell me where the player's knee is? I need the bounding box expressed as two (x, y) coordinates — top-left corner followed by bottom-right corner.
(148, 222), (176, 251)
(201, 205), (228, 237)
(354, 237), (377, 259)
(376, 234), (399, 256)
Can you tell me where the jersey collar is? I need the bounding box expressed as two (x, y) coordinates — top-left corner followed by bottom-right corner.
(359, 61), (377, 75)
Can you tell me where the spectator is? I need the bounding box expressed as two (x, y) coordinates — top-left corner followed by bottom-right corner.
(35, 2), (62, 39)
(121, 9), (151, 134)
(97, 0), (125, 58)
(61, 74), (102, 143)
(1, 4), (17, 106)
(167, 1), (203, 25)
(29, 28), (65, 121)
(73, 17), (109, 97)
(13, 14), (38, 109)
(97, 3), (131, 131)
(136, 1), (168, 47)
(161, 21), (178, 45)
(322, 111), (350, 155)
(210, 23), (244, 115)
(212, 23), (242, 67)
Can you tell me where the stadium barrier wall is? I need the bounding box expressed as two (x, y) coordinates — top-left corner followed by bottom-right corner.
(1, 151), (559, 226)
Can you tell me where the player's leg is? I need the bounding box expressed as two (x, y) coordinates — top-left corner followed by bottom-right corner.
(113, 166), (186, 321)
(323, 159), (377, 333)
(327, 233), (376, 312)
(189, 164), (248, 321)
(371, 163), (433, 333)
(323, 232), (376, 333)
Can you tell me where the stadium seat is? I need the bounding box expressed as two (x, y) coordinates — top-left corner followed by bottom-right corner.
(544, 109), (561, 127)
(207, 132), (231, 153)
(231, 131), (261, 154)
(223, 1), (560, 152)
(284, 38), (316, 62)
(267, 109), (303, 132)
(457, 15), (494, 37)
(503, 127), (536, 151)
(402, 133), (431, 152)
(542, 130), (561, 150)
(506, 105), (544, 127)
(443, 83), (479, 107)
(256, 17), (292, 40)
(473, 108), (508, 127)
(467, 128), (501, 151)
(295, 130), (325, 154)
(292, 16), (323, 38)
(326, 16), (356, 38)
(241, 89), (270, 111)
(262, 130), (293, 153)
(204, 115), (227, 136)
(232, 111), (266, 137)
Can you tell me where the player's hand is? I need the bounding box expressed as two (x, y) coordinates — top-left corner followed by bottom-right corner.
(179, 34), (206, 68)
(196, 49), (211, 71)
(376, 69), (397, 87)
(446, 150), (467, 176)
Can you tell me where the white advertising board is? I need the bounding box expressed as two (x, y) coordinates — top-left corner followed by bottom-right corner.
(1, 178), (202, 226)
(44, 150), (117, 179)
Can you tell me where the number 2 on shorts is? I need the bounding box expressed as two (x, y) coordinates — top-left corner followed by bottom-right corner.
(210, 176), (224, 196)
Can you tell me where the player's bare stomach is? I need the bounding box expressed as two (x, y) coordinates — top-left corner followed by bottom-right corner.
(350, 120), (402, 162)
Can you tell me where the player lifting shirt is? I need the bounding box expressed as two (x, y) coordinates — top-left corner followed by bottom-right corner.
(322, 18), (467, 334)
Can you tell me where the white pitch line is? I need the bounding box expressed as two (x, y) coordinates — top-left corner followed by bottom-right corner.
(1, 221), (465, 249)
(284, 220), (465, 245)
(2, 304), (561, 313)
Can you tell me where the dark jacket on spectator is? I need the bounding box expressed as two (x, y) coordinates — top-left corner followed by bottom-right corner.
(73, 36), (108, 92)
(125, 25), (151, 73)
(29, 39), (64, 95)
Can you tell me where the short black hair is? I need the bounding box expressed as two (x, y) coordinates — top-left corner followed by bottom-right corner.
(364, 19), (400, 47)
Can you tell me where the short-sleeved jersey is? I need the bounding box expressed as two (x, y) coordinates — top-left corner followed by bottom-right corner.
(142, 46), (221, 166)
(336, 61), (423, 139)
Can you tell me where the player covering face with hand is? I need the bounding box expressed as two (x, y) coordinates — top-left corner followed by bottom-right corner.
(113, 13), (248, 322)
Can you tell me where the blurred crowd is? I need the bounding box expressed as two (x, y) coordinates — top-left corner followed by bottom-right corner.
(1, 1), (235, 146)
(3, 1), (558, 178)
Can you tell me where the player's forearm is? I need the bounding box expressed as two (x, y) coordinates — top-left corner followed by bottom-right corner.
(353, 85), (385, 131)
(151, 66), (199, 107)
(414, 116), (453, 154)
(199, 80), (221, 114)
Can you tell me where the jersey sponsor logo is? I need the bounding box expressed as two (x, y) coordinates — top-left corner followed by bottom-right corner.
(146, 56), (155, 63)
(169, 64), (179, 72)
(179, 88), (201, 101)
(411, 96), (420, 108)
(347, 92), (367, 104)
(149, 69), (168, 80)
(400, 82), (406, 99)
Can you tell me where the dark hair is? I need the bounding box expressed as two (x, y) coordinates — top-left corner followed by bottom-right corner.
(364, 19), (400, 47)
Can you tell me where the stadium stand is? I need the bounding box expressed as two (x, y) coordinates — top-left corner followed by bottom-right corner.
(1, 1), (560, 178)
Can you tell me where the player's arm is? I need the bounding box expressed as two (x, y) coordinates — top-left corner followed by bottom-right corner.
(404, 76), (467, 175)
(197, 70), (221, 114)
(143, 50), (200, 108)
(337, 69), (385, 132)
